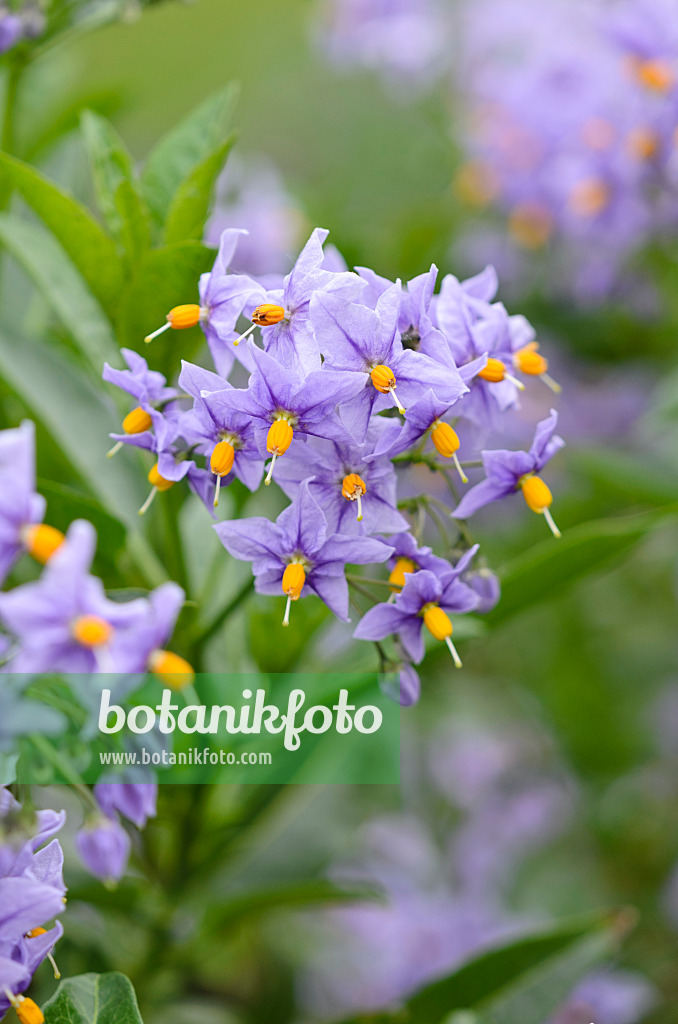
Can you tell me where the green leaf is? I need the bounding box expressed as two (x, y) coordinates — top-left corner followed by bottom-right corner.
(44, 972), (144, 1024)
(164, 134), (236, 244)
(0, 214), (119, 371)
(0, 327), (166, 586)
(572, 447), (678, 507)
(116, 240), (215, 350)
(203, 880), (382, 932)
(0, 152), (124, 316)
(478, 913), (630, 1024)
(81, 110), (151, 258)
(36, 479), (126, 566)
(487, 507), (677, 626)
(141, 84), (238, 225)
(404, 910), (631, 1024)
(114, 178), (152, 265)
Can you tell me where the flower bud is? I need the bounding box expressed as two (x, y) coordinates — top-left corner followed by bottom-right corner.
(478, 358), (506, 383)
(147, 463), (174, 492)
(21, 523), (65, 565)
(282, 563), (306, 600)
(431, 421), (460, 457)
(122, 406), (153, 435)
(72, 615), (113, 648)
(210, 440), (235, 477)
(149, 649), (195, 689)
(389, 557), (416, 590)
(520, 474), (553, 513)
(252, 303), (286, 326)
(422, 604), (453, 642)
(266, 419), (294, 456)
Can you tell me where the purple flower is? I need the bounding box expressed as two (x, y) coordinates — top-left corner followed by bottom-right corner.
(315, 0), (450, 87)
(75, 817), (131, 886)
(273, 419), (409, 536)
(0, 520), (186, 674)
(550, 968), (656, 1024)
(452, 409), (565, 537)
(379, 662), (421, 706)
(385, 531), (455, 588)
(0, 10), (22, 54)
(197, 228), (262, 377)
(209, 342), (362, 486)
(312, 282), (468, 442)
(93, 783), (157, 829)
(0, 421), (47, 585)
(465, 567), (501, 613)
(366, 387), (479, 483)
(215, 479), (393, 625)
(205, 156), (304, 278)
(354, 548), (480, 667)
(177, 360), (264, 497)
(102, 348), (180, 459)
(237, 227), (366, 375)
(0, 789), (66, 1016)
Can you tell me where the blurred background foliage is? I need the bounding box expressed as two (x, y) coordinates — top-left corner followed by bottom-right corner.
(1, 0), (678, 1022)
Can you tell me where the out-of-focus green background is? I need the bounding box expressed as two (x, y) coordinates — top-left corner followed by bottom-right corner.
(4, 0), (678, 1021)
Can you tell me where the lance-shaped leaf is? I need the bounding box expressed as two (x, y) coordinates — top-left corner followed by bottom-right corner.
(164, 134), (236, 244)
(0, 214), (119, 370)
(44, 973), (144, 1024)
(141, 84), (238, 225)
(0, 152), (124, 315)
(487, 507), (676, 626)
(115, 240), (216, 351)
(81, 110), (151, 260)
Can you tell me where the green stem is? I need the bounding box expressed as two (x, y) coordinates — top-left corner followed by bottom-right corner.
(0, 53), (27, 209)
(194, 576), (255, 648)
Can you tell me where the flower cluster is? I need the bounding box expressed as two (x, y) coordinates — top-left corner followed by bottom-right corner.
(0, 788), (66, 1024)
(104, 226), (566, 699)
(454, 0), (678, 301)
(0, 421), (193, 682)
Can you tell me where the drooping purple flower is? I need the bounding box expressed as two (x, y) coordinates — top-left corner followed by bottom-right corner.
(209, 342), (362, 486)
(464, 567), (501, 613)
(354, 549), (480, 667)
(0, 421), (47, 586)
(177, 360), (264, 495)
(366, 387), (480, 483)
(75, 817), (131, 885)
(452, 409), (565, 537)
(312, 282), (468, 442)
(215, 479), (393, 625)
(0, 520), (186, 674)
(273, 419), (409, 536)
(378, 662), (421, 706)
(93, 783), (158, 829)
(102, 348), (177, 410)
